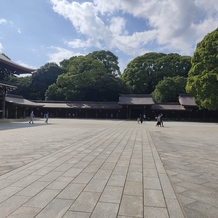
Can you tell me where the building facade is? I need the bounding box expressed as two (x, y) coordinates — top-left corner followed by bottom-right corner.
(2, 93), (218, 122)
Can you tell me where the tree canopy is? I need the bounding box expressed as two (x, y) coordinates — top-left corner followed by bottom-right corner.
(152, 76), (187, 102)
(30, 63), (64, 100)
(87, 50), (121, 76)
(186, 27), (218, 110)
(46, 55), (129, 101)
(121, 52), (191, 94)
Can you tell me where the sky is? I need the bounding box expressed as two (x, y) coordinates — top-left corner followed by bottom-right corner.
(0, 0), (218, 73)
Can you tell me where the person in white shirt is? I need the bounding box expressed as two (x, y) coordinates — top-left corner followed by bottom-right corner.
(29, 111), (34, 124)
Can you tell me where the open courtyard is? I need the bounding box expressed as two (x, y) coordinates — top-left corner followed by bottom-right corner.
(0, 119), (218, 218)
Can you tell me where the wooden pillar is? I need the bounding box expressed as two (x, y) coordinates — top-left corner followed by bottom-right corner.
(2, 87), (6, 119)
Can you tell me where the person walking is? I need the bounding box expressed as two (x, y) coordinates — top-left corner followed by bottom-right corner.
(44, 112), (49, 123)
(140, 114), (143, 124)
(29, 111), (34, 124)
(160, 113), (164, 127)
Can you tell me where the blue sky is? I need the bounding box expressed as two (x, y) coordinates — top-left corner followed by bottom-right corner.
(0, 0), (218, 73)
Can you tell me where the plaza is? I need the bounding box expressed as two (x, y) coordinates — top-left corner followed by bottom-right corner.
(0, 119), (218, 217)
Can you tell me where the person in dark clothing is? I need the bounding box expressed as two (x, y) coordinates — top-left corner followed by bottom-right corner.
(140, 114), (143, 124)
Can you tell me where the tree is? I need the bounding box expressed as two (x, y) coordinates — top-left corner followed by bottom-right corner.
(31, 63), (64, 100)
(87, 50), (121, 76)
(152, 76), (187, 102)
(186, 27), (218, 110)
(122, 52), (191, 94)
(8, 75), (32, 99)
(45, 55), (130, 101)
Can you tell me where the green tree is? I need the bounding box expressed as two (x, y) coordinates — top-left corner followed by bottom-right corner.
(46, 56), (130, 101)
(152, 76), (187, 102)
(31, 63), (64, 100)
(186, 28), (218, 110)
(87, 50), (121, 76)
(8, 75), (32, 99)
(122, 52), (191, 94)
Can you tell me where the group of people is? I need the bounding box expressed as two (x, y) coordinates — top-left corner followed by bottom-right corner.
(137, 114), (146, 124)
(156, 113), (164, 127)
(29, 111), (49, 124)
(137, 113), (164, 127)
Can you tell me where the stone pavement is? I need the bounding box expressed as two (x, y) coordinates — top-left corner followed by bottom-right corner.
(0, 119), (217, 218)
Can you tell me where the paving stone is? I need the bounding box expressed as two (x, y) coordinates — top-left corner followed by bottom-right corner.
(179, 189), (218, 208)
(0, 195), (30, 218)
(0, 179), (18, 190)
(57, 183), (86, 200)
(6, 206), (41, 218)
(123, 180), (143, 196)
(82, 164), (101, 173)
(165, 198), (186, 218)
(31, 166), (56, 176)
(71, 172), (94, 184)
(119, 195), (143, 217)
(144, 206), (169, 218)
(70, 191), (100, 212)
(113, 166), (128, 175)
(10, 175), (41, 188)
(144, 189), (166, 207)
(100, 186), (123, 203)
(177, 194), (196, 206)
(0, 186), (23, 204)
(38, 171), (63, 182)
(84, 178), (107, 192)
(94, 169), (113, 180)
(101, 162), (116, 170)
(183, 207), (204, 218)
(143, 168), (158, 178)
(144, 177), (161, 190)
(107, 174), (126, 187)
(126, 171), (142, 182)
(53, 163), (75, 172)
(91, 202), (119, 218)
(129, 164), (142, 172)
(185, 201), (218, 218)
(16, 181), (50, 197)
(159, 173), (177, 199)
(24, 189), (60, 208)
(62, 167), (83, 177)
(34, 198), (73, 218)
(62, 211), (91, 218)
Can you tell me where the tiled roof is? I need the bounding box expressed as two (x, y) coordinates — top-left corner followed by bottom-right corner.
(0, 54), (35, 75)
(118, 94), (155, 105)
(178, 94), (197, 106)
(151, 103), (185, 110)
(0, 82), (17, 91)
(6, 94), (44, 107)
(69, 102), (121, 109)
(41, 101), (121, 109)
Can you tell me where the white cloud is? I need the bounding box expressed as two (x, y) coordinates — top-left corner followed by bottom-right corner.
(66, 38), (101, 49)
(50, 0), (218, 58)
(0, 42), (3, 52)
(0, 19), (7, 24)
(47, 46), (81, 64)
(109, 17), (127, 36)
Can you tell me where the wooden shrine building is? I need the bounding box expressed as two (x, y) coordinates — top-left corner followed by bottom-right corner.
(0, 53), (36, 119)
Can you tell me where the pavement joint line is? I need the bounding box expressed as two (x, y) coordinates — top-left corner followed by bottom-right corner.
(74, 124), (135, 217)
(2, 120), (216, 217)
(0, 125), (117, 181)
(146, 129), (187, 218)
